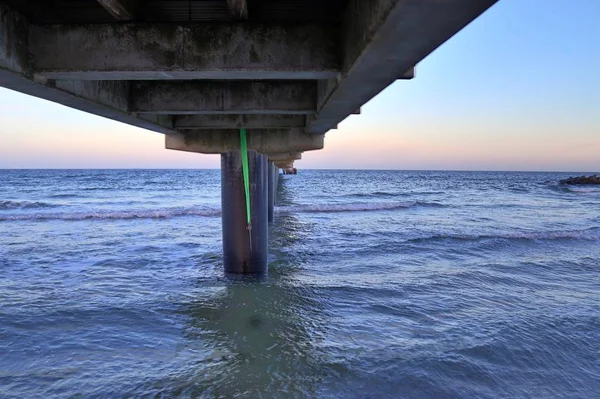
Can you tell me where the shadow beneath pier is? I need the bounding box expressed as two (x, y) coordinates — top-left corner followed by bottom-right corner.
(269, 173), (318, 277)
(165, 274), (329, 397)
(275, 173), (295, 207)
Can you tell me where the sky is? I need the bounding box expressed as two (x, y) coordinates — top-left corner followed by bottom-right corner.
(0, 0), (598, 171)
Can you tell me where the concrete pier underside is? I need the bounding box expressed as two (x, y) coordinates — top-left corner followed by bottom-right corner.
(0, 0), (498, 273)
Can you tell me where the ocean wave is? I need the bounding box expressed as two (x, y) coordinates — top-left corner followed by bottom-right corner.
(0, 200), (58, 210)
(278, 201), (445, 214)
(343, 191), (407, 198)
(568, 188), (600, 193)
(0, 208), (221, 221)
(548, 184), (600, 194)
(81, 187), (112, 191)
(48, 194), (83, 199)
(0, 201), (444, 221)
(408, 227), (600, 243)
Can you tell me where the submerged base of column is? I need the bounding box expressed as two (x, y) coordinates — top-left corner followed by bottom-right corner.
(221, 150), (268, 275)
(268, 162), (276, 223)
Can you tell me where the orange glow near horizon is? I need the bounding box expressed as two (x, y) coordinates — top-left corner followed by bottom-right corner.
(0, 90), (598, 172)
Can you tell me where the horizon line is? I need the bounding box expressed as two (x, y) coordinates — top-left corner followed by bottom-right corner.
(0, 168), (597, 174)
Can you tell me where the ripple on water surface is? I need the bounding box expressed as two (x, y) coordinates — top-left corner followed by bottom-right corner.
(1, 170), (600, 398)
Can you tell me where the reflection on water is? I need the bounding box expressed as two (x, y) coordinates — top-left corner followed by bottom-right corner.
(176, 279), (326, 397)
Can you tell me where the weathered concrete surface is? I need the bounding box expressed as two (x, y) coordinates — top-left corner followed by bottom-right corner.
(166, 129), (324, 154)
(138, 114), (173, 129)
(30, 23), (339, 80)
(52, 80), (130, 112)
(0, 73), (175, 134)
(174, 115), (306, 129)
(0, 3), (29, 75)
(221, 150), (268, 274)
(227, 0), (248, 20)
(268, 161), (275, 223)
(1, 0), (59, 23)
(0, 3), (173, 134)
(267, 152), (302, 162)
(96, 0), (138, 21)
(131, 81), (317, 114)
(400, 67), (415, 80)
(275, 161), (295, 170)
(309, 0), (498, 133)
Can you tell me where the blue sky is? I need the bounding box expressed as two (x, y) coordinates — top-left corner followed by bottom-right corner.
(0, 0), (598, 170)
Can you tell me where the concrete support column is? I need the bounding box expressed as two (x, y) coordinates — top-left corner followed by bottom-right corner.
(267, 162), (276, 223)
(275, 167), (279, 199)
(221, 150), (268, 275)
(274, 165), (279, 204)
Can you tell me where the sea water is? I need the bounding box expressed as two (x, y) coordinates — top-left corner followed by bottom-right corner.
(1, 169), (599, 398)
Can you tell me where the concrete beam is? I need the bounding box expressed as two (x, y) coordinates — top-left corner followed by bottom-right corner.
(0, 3), (173, 135)
(30, 23), (339, 80)
(1, 3), (29, 76)
(275, 162), (295, 170)
(166, 129), (324, 154)
(267, 152), (302, 162)
(0, 0), (60, 23)
(96, 0), (138, 21)
(227, 0), (248, 20)
(174, 115), (306, 130)
(0, 74), (175, 134)
(309, 0), (497, 133)
(400, 67), (415, 80)
(0, 75), (175, 134)
(131, 81), (317, 115)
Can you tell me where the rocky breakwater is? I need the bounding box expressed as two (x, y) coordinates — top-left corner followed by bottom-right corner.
(560, 174), (600, 185)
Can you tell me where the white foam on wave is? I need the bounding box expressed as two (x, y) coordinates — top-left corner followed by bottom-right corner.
(0, 208), (222, 221)
(504, 228), (600, 240)
(550, 184), (600, 194)
(277, 201), (443, 214)
(0, 201), (443, 221)
(569, 188), (600, 193)
(412, 227), (600, 243)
